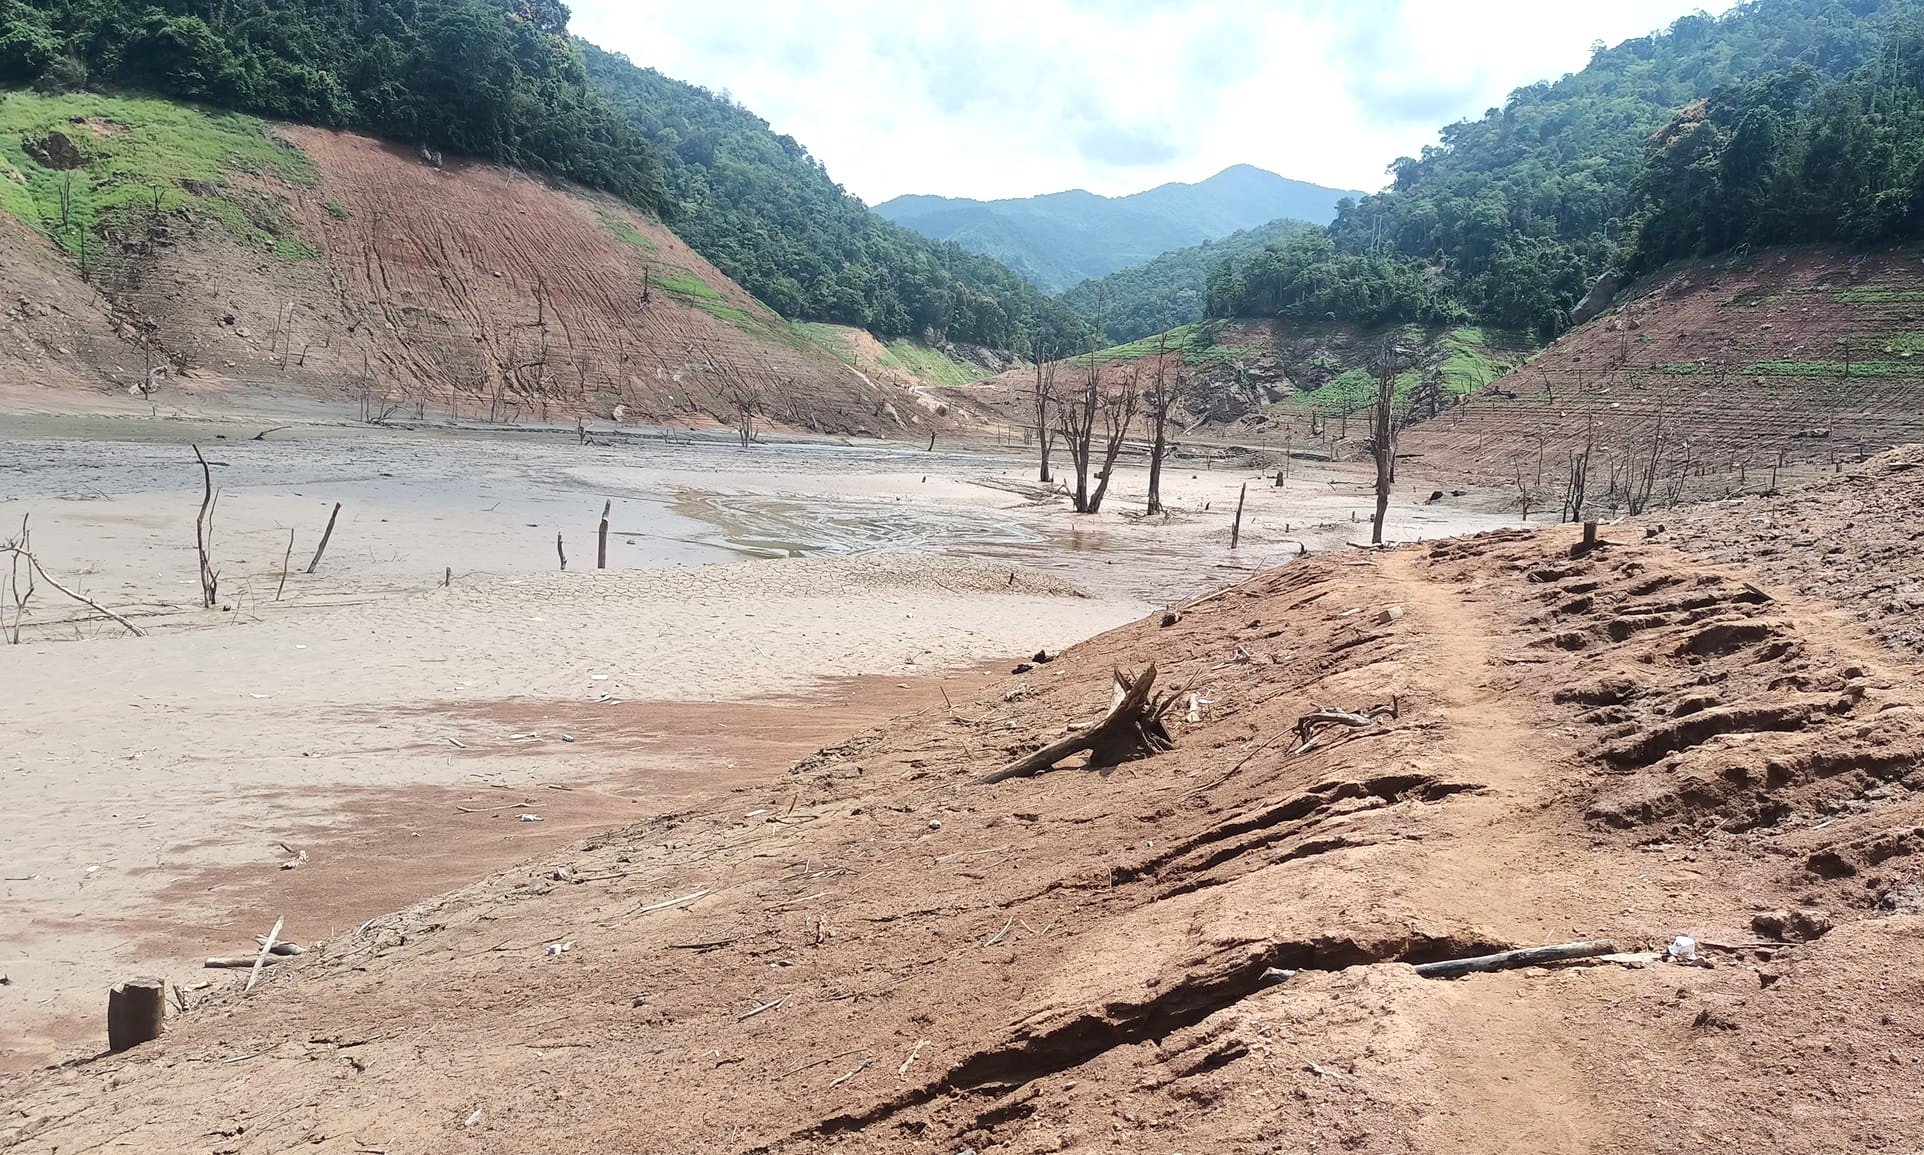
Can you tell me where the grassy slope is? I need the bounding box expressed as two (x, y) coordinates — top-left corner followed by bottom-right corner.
(0, 91), (318, 262)
(793, 322), (991, 389)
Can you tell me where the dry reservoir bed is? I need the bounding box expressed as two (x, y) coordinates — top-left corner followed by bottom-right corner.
(0, 415), (1519, 1071)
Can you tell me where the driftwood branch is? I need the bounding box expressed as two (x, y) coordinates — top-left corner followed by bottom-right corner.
(305, 503), (341, 574)
(0, 545), (145, 636)
(1292, 698), (1400, 753)
(1413, 940), (1617, 979)
(245, 915), (285, 993)
(981, 665), (1179, 784)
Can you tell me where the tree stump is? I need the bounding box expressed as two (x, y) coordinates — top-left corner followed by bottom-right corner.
(107, 977), (166, 1051)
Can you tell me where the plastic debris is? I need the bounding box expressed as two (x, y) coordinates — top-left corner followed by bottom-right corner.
(544, 941), (572, 957)
(1666, 935), (1698, 963)
(517, 813), (543, 822)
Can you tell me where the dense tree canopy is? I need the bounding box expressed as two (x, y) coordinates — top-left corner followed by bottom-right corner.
(1, 0), (670, 213)
(579, 43), (1089, 351)
(1631, 13), (1924, 267)
(1207, 0), (1912, 338)
(1060, 218), (1317, 344)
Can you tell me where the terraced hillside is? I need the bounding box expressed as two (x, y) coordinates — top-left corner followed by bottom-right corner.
(1405, 248), (1924, 483)
(0, 92), (951, 433)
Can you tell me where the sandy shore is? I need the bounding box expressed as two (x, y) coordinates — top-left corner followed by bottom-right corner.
(0, 413), (1521, 1069)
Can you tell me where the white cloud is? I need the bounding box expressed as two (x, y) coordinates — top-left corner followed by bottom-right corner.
(569, 0), (1738, 205)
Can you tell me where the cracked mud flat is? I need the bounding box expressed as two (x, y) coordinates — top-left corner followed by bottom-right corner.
(7, 492), (1922, 1152)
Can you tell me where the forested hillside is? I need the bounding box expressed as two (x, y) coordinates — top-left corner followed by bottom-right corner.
(0, 0), (669, 212)
(579, 43), (1088, 352)
(876, 165), (1356, 292)
(0, 0), (1091, 355)
(1210, 0), (1915, 339)
(1632, 11), (1924, 268)
(1060, 218), (1316, 344)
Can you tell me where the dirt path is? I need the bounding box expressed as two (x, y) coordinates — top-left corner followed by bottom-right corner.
(1374, 548), (1605, 1151)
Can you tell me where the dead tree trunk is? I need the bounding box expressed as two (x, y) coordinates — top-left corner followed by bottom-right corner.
(1369, 368), (1395, 545)
(305, 502), (341, 574)
(1231, 482), (1248, 548)
(191, 445), (219, 607)
(1085, 366), (1138, 515)
(1032, 354), (1056, 484)
(107, 977), (166, 1051)
(596, 500), (611, 570)
(1144, 335), (1179, 515)
(979, 666), (1181, 783)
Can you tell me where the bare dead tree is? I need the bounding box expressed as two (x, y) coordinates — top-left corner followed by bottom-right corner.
(1087, 364), (1139, 515)
(4, 514), (34, 643)
(192, 445), (219, 608)
(1367, 344), (1408, 546)
(1031, 350), (1057, 483)
(1055, 353), (1101, 513)
(1624, 410), (1665, 516)
(1514, 457), (1533, 521)
(1562, 418), (1595, 523)
(1143, 334), (1182, 515)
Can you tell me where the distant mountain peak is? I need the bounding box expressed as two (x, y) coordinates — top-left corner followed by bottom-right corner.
(875, 168), (1363, 293)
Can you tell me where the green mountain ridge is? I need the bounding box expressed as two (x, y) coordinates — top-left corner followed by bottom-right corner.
(1060, 218), (1320, 346)
(875, 164), (1362, 292)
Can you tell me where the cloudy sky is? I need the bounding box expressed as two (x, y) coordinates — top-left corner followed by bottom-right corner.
(570, 0), (1737, 206)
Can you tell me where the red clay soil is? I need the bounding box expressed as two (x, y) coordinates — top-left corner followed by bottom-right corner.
(6, 511), (1923, 1152)
(8, 126), (923, 435)
(1406, 246), (1924, 478)
(0, 212), (142, 400)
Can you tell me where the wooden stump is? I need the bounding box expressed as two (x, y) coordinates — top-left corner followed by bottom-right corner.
(107, 977), (166, 1051)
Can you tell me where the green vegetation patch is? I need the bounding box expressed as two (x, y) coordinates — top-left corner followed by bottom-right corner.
(0, 90), (317, 264)
(325, 200), (350, 219)
(1836, 287), (1924, 304)
(1092, 320), (1267, 369)
(792, 321), (859, 366)
(876, 337), (984, 387)
(1744, 359), (1918, 377)
(600, 208), (658, 251)
(655, 267), (725, 300)
(1298, 367), (1422, 412)
(1436, 327), (1525, 394)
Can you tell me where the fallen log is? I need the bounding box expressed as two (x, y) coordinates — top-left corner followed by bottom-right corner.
(980, 665), (1182, 784)
(205, 954), (287, 969)
(1413, 940), (1617, 979)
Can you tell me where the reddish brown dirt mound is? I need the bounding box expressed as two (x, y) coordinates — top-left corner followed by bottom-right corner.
(0, 213), (142, 402)
(9, 126), (919, 434)
(5, 528), (1922, 1152)
(1407, 247), (1924, 478)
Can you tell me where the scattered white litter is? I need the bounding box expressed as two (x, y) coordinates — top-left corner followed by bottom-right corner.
(517, 813), (543, 822)
(544, 941), (572, 957)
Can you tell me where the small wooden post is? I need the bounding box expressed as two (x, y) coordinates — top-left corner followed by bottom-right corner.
(928, 431), (936, 452)
(305, 502), (341, 574)
(107, 977), (166, 1051)
(443, 566), (451, 588)
(1230, 482), (1248, 549)
(596, 500), (611, 570)
(556, 533), (567, 571)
